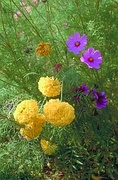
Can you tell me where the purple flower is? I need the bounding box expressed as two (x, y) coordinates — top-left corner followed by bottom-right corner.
(80, 47), (103, 69)
(92, 90), (108, 109)
(73, 83), (89, 102)
(73, 83), (89, 95)
(74, 96), (80, 102)
(66, 32), (87, 54)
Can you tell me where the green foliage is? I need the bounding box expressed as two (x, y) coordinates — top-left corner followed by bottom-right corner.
(0, 0), (118, 179)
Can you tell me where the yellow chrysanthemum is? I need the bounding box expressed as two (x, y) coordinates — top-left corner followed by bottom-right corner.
(40, 139), (57, 155)
(13, 99), (39, 125)
(43, 99), (75, 126)
(20, 114), (46, 140)
(38, 76), (61, 97)
(35, 42), (51, 56)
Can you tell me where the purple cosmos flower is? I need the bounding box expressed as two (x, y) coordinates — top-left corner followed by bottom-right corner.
(66, 32), (87, 54)
(73, 83), (89, 95)
(80, 47), (103, 69)
(92, 90), (108, 109)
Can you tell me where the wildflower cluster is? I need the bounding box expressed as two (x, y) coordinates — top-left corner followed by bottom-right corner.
(1, 0), (117, 178)
(66, 32), (103, 69)
(72, 84), (108, 109)
(13, 77), (75, 141)
(12, 31), (108, 155)
(66, 32), (108, 110)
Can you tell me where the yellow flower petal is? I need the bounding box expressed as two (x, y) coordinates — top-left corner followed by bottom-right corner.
(38, 76), (61, 97)
(40, 139), (57, 155)
(20, 114), (46, 140)
(43, 99), (75, 126)
(13, 99), (39, 124)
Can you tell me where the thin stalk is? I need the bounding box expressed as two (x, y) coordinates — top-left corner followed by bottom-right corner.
(60, 81), (63, 102)
(0, 113), (25, 128)
(39, 97), (47, 112)
(11, 0), (43, 39)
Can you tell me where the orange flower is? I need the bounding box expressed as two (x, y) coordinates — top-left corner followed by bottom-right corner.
(35, 42), (51, 56)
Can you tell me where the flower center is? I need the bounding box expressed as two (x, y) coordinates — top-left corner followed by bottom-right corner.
(75, 41), (80, 47)
(88, 57), (94, 62)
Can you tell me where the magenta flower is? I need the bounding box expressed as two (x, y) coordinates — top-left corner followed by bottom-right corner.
(80, 47), (103, 69)
(66, 32), (87, 54)
(74, 96), (80, 102)
(92, 90), (108, 109)
(73, 83), (89, 102)
(73, 83), (89, 95)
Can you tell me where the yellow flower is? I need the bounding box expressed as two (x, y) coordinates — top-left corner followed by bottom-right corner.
(43, 99), (75, 126)
(13, 99), (39, 125)
(20, 114), (46, 140)
(35, 42), (51, 56)
(38, 76), (61, 97)
(40, 139), (57, 155)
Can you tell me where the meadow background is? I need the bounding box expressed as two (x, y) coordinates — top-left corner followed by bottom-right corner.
(0, 0), (118, 179)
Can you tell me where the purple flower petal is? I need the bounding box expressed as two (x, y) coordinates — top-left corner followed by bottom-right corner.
(73, 83), (89, 95)
(80, 34), (87, 45)
(66, 32), (87, 55)
(88, 47), (94, 54)
(73, 32), (80, 39)
(92, 91), (108, 109)
(73, 47), (81, 54)
(80, 47), (103, 69)
(93, 50), (101, 58)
